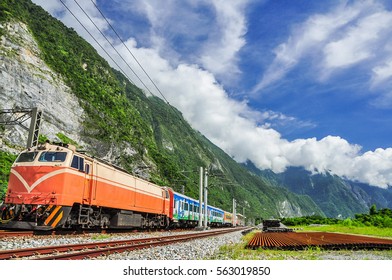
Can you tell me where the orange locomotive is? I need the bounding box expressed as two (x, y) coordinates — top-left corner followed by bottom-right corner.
(0, 142), (172, 230)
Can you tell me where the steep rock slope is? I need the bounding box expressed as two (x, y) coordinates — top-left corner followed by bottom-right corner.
(0, 21), (85, 149)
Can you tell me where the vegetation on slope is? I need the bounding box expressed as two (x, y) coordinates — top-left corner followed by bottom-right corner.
(0, 151), (17, 201)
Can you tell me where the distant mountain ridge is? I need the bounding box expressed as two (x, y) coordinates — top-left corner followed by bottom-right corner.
(244, 161), (392, 217)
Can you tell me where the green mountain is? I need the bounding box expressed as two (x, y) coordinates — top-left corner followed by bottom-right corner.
(245, 161), (392, 218)
(0, 0), (323, 220)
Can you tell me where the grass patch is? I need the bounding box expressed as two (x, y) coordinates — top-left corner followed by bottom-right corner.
(298, 224), (392, 238)
(91, 234), (111, 240)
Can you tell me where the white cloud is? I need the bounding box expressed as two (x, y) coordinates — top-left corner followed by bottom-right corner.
(30, 0), (392, 188)
(199, 0), (248, 80)
(372, 58), (392, 84)
(252, 0), (392, 103)
(252, 0), (364, 92)
(108, 0), (248, 83)
(323, 11), (392, 69)
(31, 0), (63, 13)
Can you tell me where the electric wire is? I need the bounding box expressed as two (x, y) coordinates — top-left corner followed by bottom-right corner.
(71, 0), (155, 96)
(58, 0), (202, 183)
(88, 0), (193, 124)
(90, 0), (172, 105)
(58, 0), (135, 85)
(61, 0), (186, 123)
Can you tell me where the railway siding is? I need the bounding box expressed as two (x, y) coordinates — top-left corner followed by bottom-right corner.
(246, 231), (392, 250)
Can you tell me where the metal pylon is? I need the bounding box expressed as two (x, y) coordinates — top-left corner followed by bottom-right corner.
(0, 107), (43, 148)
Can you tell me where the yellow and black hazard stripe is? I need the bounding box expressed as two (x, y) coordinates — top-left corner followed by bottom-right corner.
(43, 205), (71, 228)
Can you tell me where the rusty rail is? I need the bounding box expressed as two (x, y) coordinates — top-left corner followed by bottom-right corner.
(246, 232), (392, 250)
(0, 230), (34, 238)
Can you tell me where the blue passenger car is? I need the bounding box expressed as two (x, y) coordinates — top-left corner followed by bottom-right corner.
(172, 192), (225, 227)
(173, 192), (201, 227)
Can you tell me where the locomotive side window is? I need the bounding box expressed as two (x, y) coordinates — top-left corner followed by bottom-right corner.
(85, 164), (90, 174)
(71, 155), (85, 172)
(38, 152), (67, 162)
(16, 152), (38, 162)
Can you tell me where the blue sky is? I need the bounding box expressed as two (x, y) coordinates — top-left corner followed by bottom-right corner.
(32, 0), (392, 188)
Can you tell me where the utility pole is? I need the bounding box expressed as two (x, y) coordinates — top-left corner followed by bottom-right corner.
(198, 167), (203, 228)
(203, 168), (208, 229)
(233, 198), (236, 226)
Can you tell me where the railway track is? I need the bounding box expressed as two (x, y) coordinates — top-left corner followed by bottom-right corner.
(0, 227), (192, 239)
(0, 227), (243, 260)
(246, 231), (392, 250)
(0, 230), (34, 238)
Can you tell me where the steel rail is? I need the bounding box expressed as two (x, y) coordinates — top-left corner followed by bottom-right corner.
(0, 230), (34, 238)
(33, 227), (244, 260)
(0, 227), (243, 260)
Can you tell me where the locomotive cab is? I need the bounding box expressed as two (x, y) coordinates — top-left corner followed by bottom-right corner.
(0, 143), (80, 230)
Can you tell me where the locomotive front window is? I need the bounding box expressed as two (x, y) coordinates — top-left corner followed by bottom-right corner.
(16, 152), (39, 162)
(38, 152), (67, 162)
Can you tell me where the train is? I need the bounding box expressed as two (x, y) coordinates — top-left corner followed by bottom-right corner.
(0, 142), (245, 230)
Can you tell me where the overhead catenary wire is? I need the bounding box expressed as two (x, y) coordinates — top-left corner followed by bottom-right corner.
(71, 0), (155, 96)
(51, 1), (227, 203)
(60, 0), (188, 123)
(89, 0), (172, 105)
(86, 0), (196, 125)
(58, 0), (135, 85)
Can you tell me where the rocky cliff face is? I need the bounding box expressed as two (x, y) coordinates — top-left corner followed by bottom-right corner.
(0, 21), (85, 152)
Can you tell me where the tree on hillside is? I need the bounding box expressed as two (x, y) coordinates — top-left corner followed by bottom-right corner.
(370, 204), (377, 215)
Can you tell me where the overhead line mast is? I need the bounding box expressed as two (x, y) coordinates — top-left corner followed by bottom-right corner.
(0, 107), (43, 148)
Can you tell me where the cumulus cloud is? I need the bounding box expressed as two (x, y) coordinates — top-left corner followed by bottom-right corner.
(199, 0), (248, 80)
(107, 0), (248, 83)
(252, 0), (364, 92)
(31, 0), (392, 188)
(323, 10), (392, 69)
(252, 0), (392, 107)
